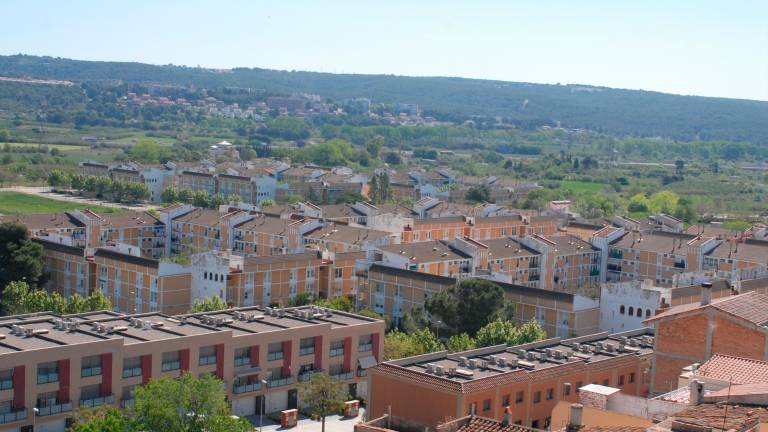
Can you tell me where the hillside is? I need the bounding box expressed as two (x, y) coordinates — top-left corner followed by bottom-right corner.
(1, 54), (767, 143)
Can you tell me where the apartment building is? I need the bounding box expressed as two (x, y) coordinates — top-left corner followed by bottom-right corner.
(457, 237), (541, 288)
(216, 166), (281, 205)
(171, 208), (252, 255)
(645, 288), (768, 394)
(303, 223), (396, 254)
(0, 213), (87, 247)
(702, 239), (768, 281)
(0, 306), (384, 432)
(232, 214), (316, 256)
(368, 328), (654, 430)
(519, 235), (601, 292)
(34, 238), (91, 298)
(97, 212), (166, 259)
(78, 161), (109, 177)
(78, 161), (176, 203)
(403, 217), (469, 243)
(377, 241), (472, 279)
(605, 232), (719, 285)
(178, 169), (216, 195)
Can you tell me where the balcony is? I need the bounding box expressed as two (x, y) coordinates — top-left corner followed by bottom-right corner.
(80, 394), (115, 408)
(330, 371), (354, 381)
(81, 366), (102, 377)
(267, 352), (284, 361)
(0, 379), (12, 390)
(299, 346), (315, 356)
(122, 367), (142, 379)
(357, 369), (368, 377)
(120, 399), (134, 408)
(36, 402), (73, 417)
(199, 355), (217, 366)
(267, 376), (293, 388)
(161, 361), (181, 372)
(298, 369), (322, 382)
(358, 343), (373, 353)
(0, 409), (27, 424)
(234, 357), (251, 367)
(37, 372), (59, 385)
(329, 348), (344, 358)
(233, 382), (262, 394)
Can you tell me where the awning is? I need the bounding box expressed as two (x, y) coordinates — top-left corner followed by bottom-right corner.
(358, 355), (377, 370)
(233, 366), (261, 378)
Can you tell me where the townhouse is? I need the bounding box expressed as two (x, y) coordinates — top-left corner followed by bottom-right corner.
(0, 306), (384, 432)
(368, 328), (654, 430)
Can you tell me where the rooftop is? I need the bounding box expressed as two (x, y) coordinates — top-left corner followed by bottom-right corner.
(304, 223), (392, 245)
(650, 404), (765, 432)
(610, 231), (703, 254)
(695, 354), (768, 384)
(482, 238), (539, 259)
(0, 212), (85, 230)
(646, 291), (768, 325)
(378, 240), (471, 264)
(707, 239), (768, 263)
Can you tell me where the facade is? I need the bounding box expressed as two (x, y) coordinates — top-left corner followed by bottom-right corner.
(368, 328), (654, 430)
(0, 306), (384, 432)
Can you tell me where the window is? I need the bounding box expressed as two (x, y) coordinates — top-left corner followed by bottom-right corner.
(300, 337), (316, 356)
(546, 388), (553, 400)
(515, 391), (524, 403)
(335, 268), (343, 278)
(628, 306), (634, 316)
(234, 347), (251, 367)
(330, 340), (344, 357)
(564, 383), (571, 396)
(0, 369), (13, 390)
(482, 399), (491, 412)
(646, 309), (652, 318)
(636, 308), (642, 318)
(576, 381), (583, 393)
(532, 420), (540, 429)
(619, 305), (625, 315)
(502, 394), (510, 407)
(619, 375), (625, 386)
(81, 355), (102, 377)
(161, 351), (181, 372)
(359, 334), (373, 352)
(533, 391), (541, 404)
(37, 362), (59, 384)
(267, 342), (284, 361)
(602, 379), (609, 386)
(122, 357), (142, 378)
(629, 373), (636, 384)
(199, 346), (217, 366)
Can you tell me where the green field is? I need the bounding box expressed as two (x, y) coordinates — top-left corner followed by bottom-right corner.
(4, 142), (87, 151)
(557, 180), (608, 194)
(0, 191), (122, 214)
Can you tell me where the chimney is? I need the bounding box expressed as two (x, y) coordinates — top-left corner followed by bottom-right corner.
(568, 404), (584, 432)
(689, 379), (703, 406)
(501, 406), (512, 427)
(700, 282), (713, 306)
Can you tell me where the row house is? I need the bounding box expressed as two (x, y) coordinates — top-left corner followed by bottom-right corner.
(401, 214), (559, 244)
(0, 306), (383, 432)
(369, 328), (654, 430)
(605, 231), (720, 285)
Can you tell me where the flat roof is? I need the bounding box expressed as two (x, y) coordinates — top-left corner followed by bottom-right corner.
(378, 240), (470, 264)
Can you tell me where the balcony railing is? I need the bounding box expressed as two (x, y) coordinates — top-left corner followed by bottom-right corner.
(299, 346), (315, 356)
(329, 348), (344, 357)
(80, 394), (114, 408)
(122, 367), (142, 379)
(358, 343), (373, 353)
(267, 376), (293, 388)
(37, 372), (59, 385)
(0, 379), (12, 390)
(331, 371), (354, 381)
(267, 352), (284, 361)
(234, 357), (251, 367)
(233, 382), (262, 394)
(199, 355), (217, 366)
(0, 409), (27, 424)
(36, 402), (73, 417)
(357, 369), (368, 377)
(120, 399), (134, 408)
(81, 366), (102, 377)
(161, 361), (181, 372)
(298, 369), (322, 382)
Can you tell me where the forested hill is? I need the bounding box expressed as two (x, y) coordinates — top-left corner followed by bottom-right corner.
(1, 54), (767, 143)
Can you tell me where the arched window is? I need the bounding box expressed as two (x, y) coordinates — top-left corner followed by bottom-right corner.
(646, 309), (652, 318)
(628, 306), (634, 316)
(620, 305), (625, 315)
(203, 271), (208, 280)
(636, 308), (642, 318)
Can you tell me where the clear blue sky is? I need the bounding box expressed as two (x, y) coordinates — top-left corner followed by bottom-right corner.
(1, 0), (766, 101)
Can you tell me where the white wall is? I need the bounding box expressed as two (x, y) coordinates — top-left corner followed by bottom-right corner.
(190, 252), (230, 304)
(599, 281), (662, 333)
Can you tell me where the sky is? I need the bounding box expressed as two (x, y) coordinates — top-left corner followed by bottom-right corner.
(0, 1), (766, 101)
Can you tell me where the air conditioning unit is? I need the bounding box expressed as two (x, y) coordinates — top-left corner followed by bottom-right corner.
(517, 350), (526, 358)
(458, 357), (467, 366)
(497, 358), (506, 367)
(24, 328), (34, 337)
(434, 365), (444, 376)
(572, 342), (581, 351)
(468, 359), (477, 369)
(426, 363), (435, 374)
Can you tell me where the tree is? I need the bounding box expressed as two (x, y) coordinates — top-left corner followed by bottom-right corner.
(627, 193), (650, 213)
(69, 407), (136, 432)
(384, 152), (402, 165)
(128, 139), (162, 163)
(0, 222), (45, 290)
(161, 187), (179, 204)
(178, 188), (194, 204)
(190, 296), (228, 313)
(366, 135), (384, 158)
(209, 193), (226, 208)
(227, 194), (242, 203)
(259, 197), (276, 207)
(675, 159), (685, 176)
(192, 190), (211, 208)
(475, 319), (546, 348)
(466, 185), (491, 203)
(130, 373), (251, 432)
(425, 279), (509, 336)
(1, 280), (29, 315)
(446, 333), (476, 352)
(47, 169), (71, 189)
(648, 190), (679, 214)
(300, 372), (348, 432)
(1, 281), (112, 315)
(384, 329), (440, 360)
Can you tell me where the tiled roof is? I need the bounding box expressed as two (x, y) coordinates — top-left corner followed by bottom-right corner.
(645, 291), (768, 326)
(452, 416), (539, 432)
(655, 404), (764, 432)
(578, 427), (646, 432)
(696, 354), (768, 384)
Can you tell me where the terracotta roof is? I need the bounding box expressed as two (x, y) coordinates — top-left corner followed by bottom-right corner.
(304, 224), (392, 245)
(645, 291), (768, 325)
(696, 354), (768, 384)
(655, 404), (764, 432)
(451, 416), (539, 432)
(578, 427), (646, 432)
(378, 240), (470, 264)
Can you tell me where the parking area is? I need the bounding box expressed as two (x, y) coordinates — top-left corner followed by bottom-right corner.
(245, 408), (366, 432)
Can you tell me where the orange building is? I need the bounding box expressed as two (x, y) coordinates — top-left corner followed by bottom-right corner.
(368, 328), (654, 430)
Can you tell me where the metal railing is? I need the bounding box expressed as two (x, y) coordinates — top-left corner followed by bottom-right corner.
(37, 372), (59, 385)
(36, 402), (73, 416)
(80, 394), (114, 408)
(357, 369), (368, 377)
(234, 357), (251, 367)
(81, 366), (102, 377)
(331, 371), (354, 381)
(298, 369), (322, 382)
(161, 361), (181, 372)
(120, 399), (134, 408)
(122, 367), (142, 379)
(233, 382), (262, 394)
(266, 376), (293, 388)
(0, 409), (27, 424)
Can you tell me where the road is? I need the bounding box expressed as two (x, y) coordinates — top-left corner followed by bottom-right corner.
(246, 409), (366, 432)
(0, 186), (158, 212)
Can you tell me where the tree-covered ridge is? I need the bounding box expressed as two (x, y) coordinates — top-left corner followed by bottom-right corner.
(0, 54), (766, 143)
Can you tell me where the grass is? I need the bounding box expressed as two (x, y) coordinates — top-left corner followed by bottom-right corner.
(0, 191), (122, 214)
(558, 180), (608, 194)
(3, 142), (86, 151)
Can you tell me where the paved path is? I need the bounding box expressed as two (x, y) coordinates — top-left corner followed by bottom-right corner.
(245, 409), (366, 432)
(0, 186), (158, 212)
